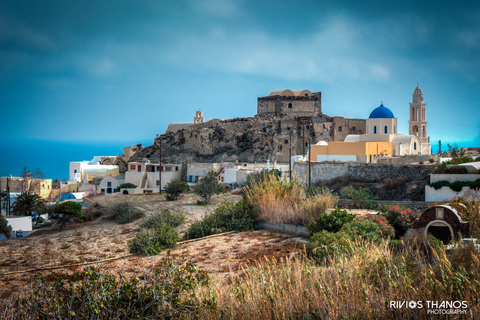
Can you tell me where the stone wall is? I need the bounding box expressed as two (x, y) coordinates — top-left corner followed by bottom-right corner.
(294, 162), (430, 185)
(430, 174), (480, 183)
(338, 199), (435, 213)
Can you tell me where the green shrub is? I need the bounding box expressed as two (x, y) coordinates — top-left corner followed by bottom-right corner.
(430, 179), (480, 192)
(306, 230), (354, 263)
(129, 223), (179, 256)
(379, 205), (419, 239)
(4, 259), (208, 318)
(52, 201), (83, 230)
(341, 185), (378, 209)
(118, 182), (137, 189)
(107, 201), (143, 224)
(195, 171), (223, 204)
(164, 179), (190, 201)
(307, 208), (355, 235)
(141, 209), (186, 229)
(245, 169), (282, 189)
(340, 218), (391, 242)
(0, 216), (12, 239)
(186, 200), (255, 239)
(363, 215), (395, 239)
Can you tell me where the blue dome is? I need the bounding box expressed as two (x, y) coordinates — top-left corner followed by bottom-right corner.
(368, 104), (395, 118)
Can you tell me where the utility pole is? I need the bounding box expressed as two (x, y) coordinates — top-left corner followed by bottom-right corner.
(302, 123), (305, 156)
(289, 129), (292, 181)
(158, 136), (162, 194)
(6, 177), (10, 216)
(308, 139), (312, 189)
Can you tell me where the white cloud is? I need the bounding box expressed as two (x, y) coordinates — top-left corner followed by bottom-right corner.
(191, 0), (242, 17)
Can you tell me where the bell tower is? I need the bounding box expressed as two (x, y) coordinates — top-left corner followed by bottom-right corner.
(409, 84), (428, 143)
(194, 109), (204, 124)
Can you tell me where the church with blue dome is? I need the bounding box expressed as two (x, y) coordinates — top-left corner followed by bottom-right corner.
(311, 85), (431, 163)
(345, 86), (431, 157)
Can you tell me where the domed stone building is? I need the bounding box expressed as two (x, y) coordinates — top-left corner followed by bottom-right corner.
(310, 85), (432, 162)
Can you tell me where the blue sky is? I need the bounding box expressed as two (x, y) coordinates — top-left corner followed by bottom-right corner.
(1, 0), (479, 179)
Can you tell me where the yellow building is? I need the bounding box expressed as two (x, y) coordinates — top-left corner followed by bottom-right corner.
(310, 141), (392, 163)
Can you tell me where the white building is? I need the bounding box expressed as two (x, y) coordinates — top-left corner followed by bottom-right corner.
(69, 156), (119, 183)
(124, 160), (183, 194)
(0, 216), (32, 240)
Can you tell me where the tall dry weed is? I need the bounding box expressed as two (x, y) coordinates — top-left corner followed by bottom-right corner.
(193, 239), (480, 319)
(244, 173), (306, 225)
(245, 173), (337, 225)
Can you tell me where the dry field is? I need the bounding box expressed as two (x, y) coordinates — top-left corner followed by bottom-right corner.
(0, 192), (305, 299)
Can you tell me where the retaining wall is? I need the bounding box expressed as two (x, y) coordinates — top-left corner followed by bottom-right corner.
(338, 199), (435, 213)
(257, 222), (308, 237)
(425, 186), (480, 202)
(430, 174), (480, 183)
(294, 162), (430, 185)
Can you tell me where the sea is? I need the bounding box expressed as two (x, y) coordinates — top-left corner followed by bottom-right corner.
(0, 139), (153, 181)
(0, 138), (476, 181)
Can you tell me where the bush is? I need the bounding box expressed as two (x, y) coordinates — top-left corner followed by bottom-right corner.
(363, 215), (395, 239)
(164, 180), (190, 201)
(3, 260), (208, 318)
(0, 216), (12, 239)
(430, 179), (480, 192)
(341, 185), (378, 209)
(141, 209), (186, 229)
(307, 208), (355, 235)
(379, 205), (419, 239)
(306, 230), (354, 263)
(302, 192), (338, 223)
(107, 201), (143, 224)
(195, 171), (223, 204)
(52, 201), (83, 230)
(245, 169), (282, 189)
(129, 223), (180, 256)
(244, 173), (305, 225)
(118, 183), (137, 189)
(186, 201), (255, 239)
(340, 218), (391, 242)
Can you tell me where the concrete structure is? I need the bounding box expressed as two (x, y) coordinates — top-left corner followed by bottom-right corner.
(59, 192), (85, 202)
(413, 205), (469, 244)
(426, 172), (480, 202)
(310, 140), (393, 163)
(0, 176), (52, 200)
(70, 157), (119, 183)
(187, 163), (222, 183)
(294, 161), (430, 185)
(0, 216), (33, 240)
(124, 160), (183, 193)
(257, 89), (322, 117)
(409, 85), (430, 151)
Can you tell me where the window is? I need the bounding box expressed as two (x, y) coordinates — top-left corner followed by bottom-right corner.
(288, 103), (292, 108)
(101, 189), (105, 193)
(130, 165), (135, 170)
(352, 126), (356, 131)
(195, 134), (198, 138)
(156, 180), (160, 186)
(384, 126), (388, 134)
(338, 126), (342, 132)
(285, 140), (289, 144)
(165, 167), (173, 172)
(107, 187), (112, 194)
(175, 166), (179, 171)
(279, 146), (283, 152)
(394, 125), (396, 134)
(373, 126), (377, 134)
(107, 182), (111, 187)
(414, 142), (417, 150)
(137, 165), (141, 172)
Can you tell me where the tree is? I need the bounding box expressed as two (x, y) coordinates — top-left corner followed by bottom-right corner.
(11, 192), (46, 217)
(118, 183), (137, 189)
(0, 216), (12, 239)
(164, 179), (190, 201)
(194, 171), (223, 204)
(53, 201), (83, 230)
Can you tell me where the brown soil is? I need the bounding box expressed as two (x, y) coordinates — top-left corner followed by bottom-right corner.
(0, 192), (305, 299)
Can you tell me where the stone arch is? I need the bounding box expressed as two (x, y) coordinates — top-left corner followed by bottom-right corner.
(123, 190), (129, 195)
(424, 220), (454, 244)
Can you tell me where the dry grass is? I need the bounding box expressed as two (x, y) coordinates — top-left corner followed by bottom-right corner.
(245, 174), (337, 225)
(191, 240), (480, 319)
